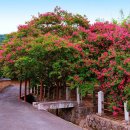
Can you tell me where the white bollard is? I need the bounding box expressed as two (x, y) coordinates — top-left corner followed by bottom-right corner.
(30, 87), (32, 94)
(98, 91), (104, 116)
(124, 101), (129, 123)
(76, 87), (80, 105)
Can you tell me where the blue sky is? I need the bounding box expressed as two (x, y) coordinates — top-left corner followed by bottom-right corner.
(0, 0), (130, 34)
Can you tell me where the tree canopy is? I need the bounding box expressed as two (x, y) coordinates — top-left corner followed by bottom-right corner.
(0, 7), (130, 115)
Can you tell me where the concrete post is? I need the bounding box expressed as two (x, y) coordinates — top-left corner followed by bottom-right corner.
(66, 87), (69, 100)
(124, 101), (129, 123)
(30, 87), (32, 94)
(76, 87), (80, 105)
(98, 91), (104, 116)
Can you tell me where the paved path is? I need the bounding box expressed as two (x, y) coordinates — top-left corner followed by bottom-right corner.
(0, 86), (82, 130)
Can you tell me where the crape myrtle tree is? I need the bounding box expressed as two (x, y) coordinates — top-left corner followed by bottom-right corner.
(87, 22), (130, 115)
(65, 21), (130, 115)
(0, 7), (94, 101)
(74, 22), (130, 115)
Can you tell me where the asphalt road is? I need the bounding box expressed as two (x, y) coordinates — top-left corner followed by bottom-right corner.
(0, 86), (82, 130)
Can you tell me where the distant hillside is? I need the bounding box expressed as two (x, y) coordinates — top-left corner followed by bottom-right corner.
(0, 35), (6, 44)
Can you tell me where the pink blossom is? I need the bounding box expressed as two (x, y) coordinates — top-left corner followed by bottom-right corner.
(124, 58), (130, 64)
(6, 54), (12, 60)
(113, 111), (118, 116)
(18, 24), (29, 30)
(73, 31), (79, 36)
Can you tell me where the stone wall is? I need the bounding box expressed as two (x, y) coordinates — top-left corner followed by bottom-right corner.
(58, 105), (94, 124)
(57, 104), (130, 130)
(79, 114), (130, 130)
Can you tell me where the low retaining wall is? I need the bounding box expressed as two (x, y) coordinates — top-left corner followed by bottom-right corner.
(33, 101), (77, 111)
(0, 79), (12, 92)
(79, 114), (130, 130)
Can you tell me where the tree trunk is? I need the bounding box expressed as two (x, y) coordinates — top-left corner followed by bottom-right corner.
(32, 86), (34, 94)
(56, 82), (59, 100)
(64, 81), (66, 100)
(28, 79), (30, 94)
(34, 85), (37, 95)
(19, 80), (22, 100)
(93, 89), (96, 106)
(24, 80), (27, 101)
(40, 79), (44, 101)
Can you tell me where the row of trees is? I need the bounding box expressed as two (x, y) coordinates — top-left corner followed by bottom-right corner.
(0, 7), (130, 115)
